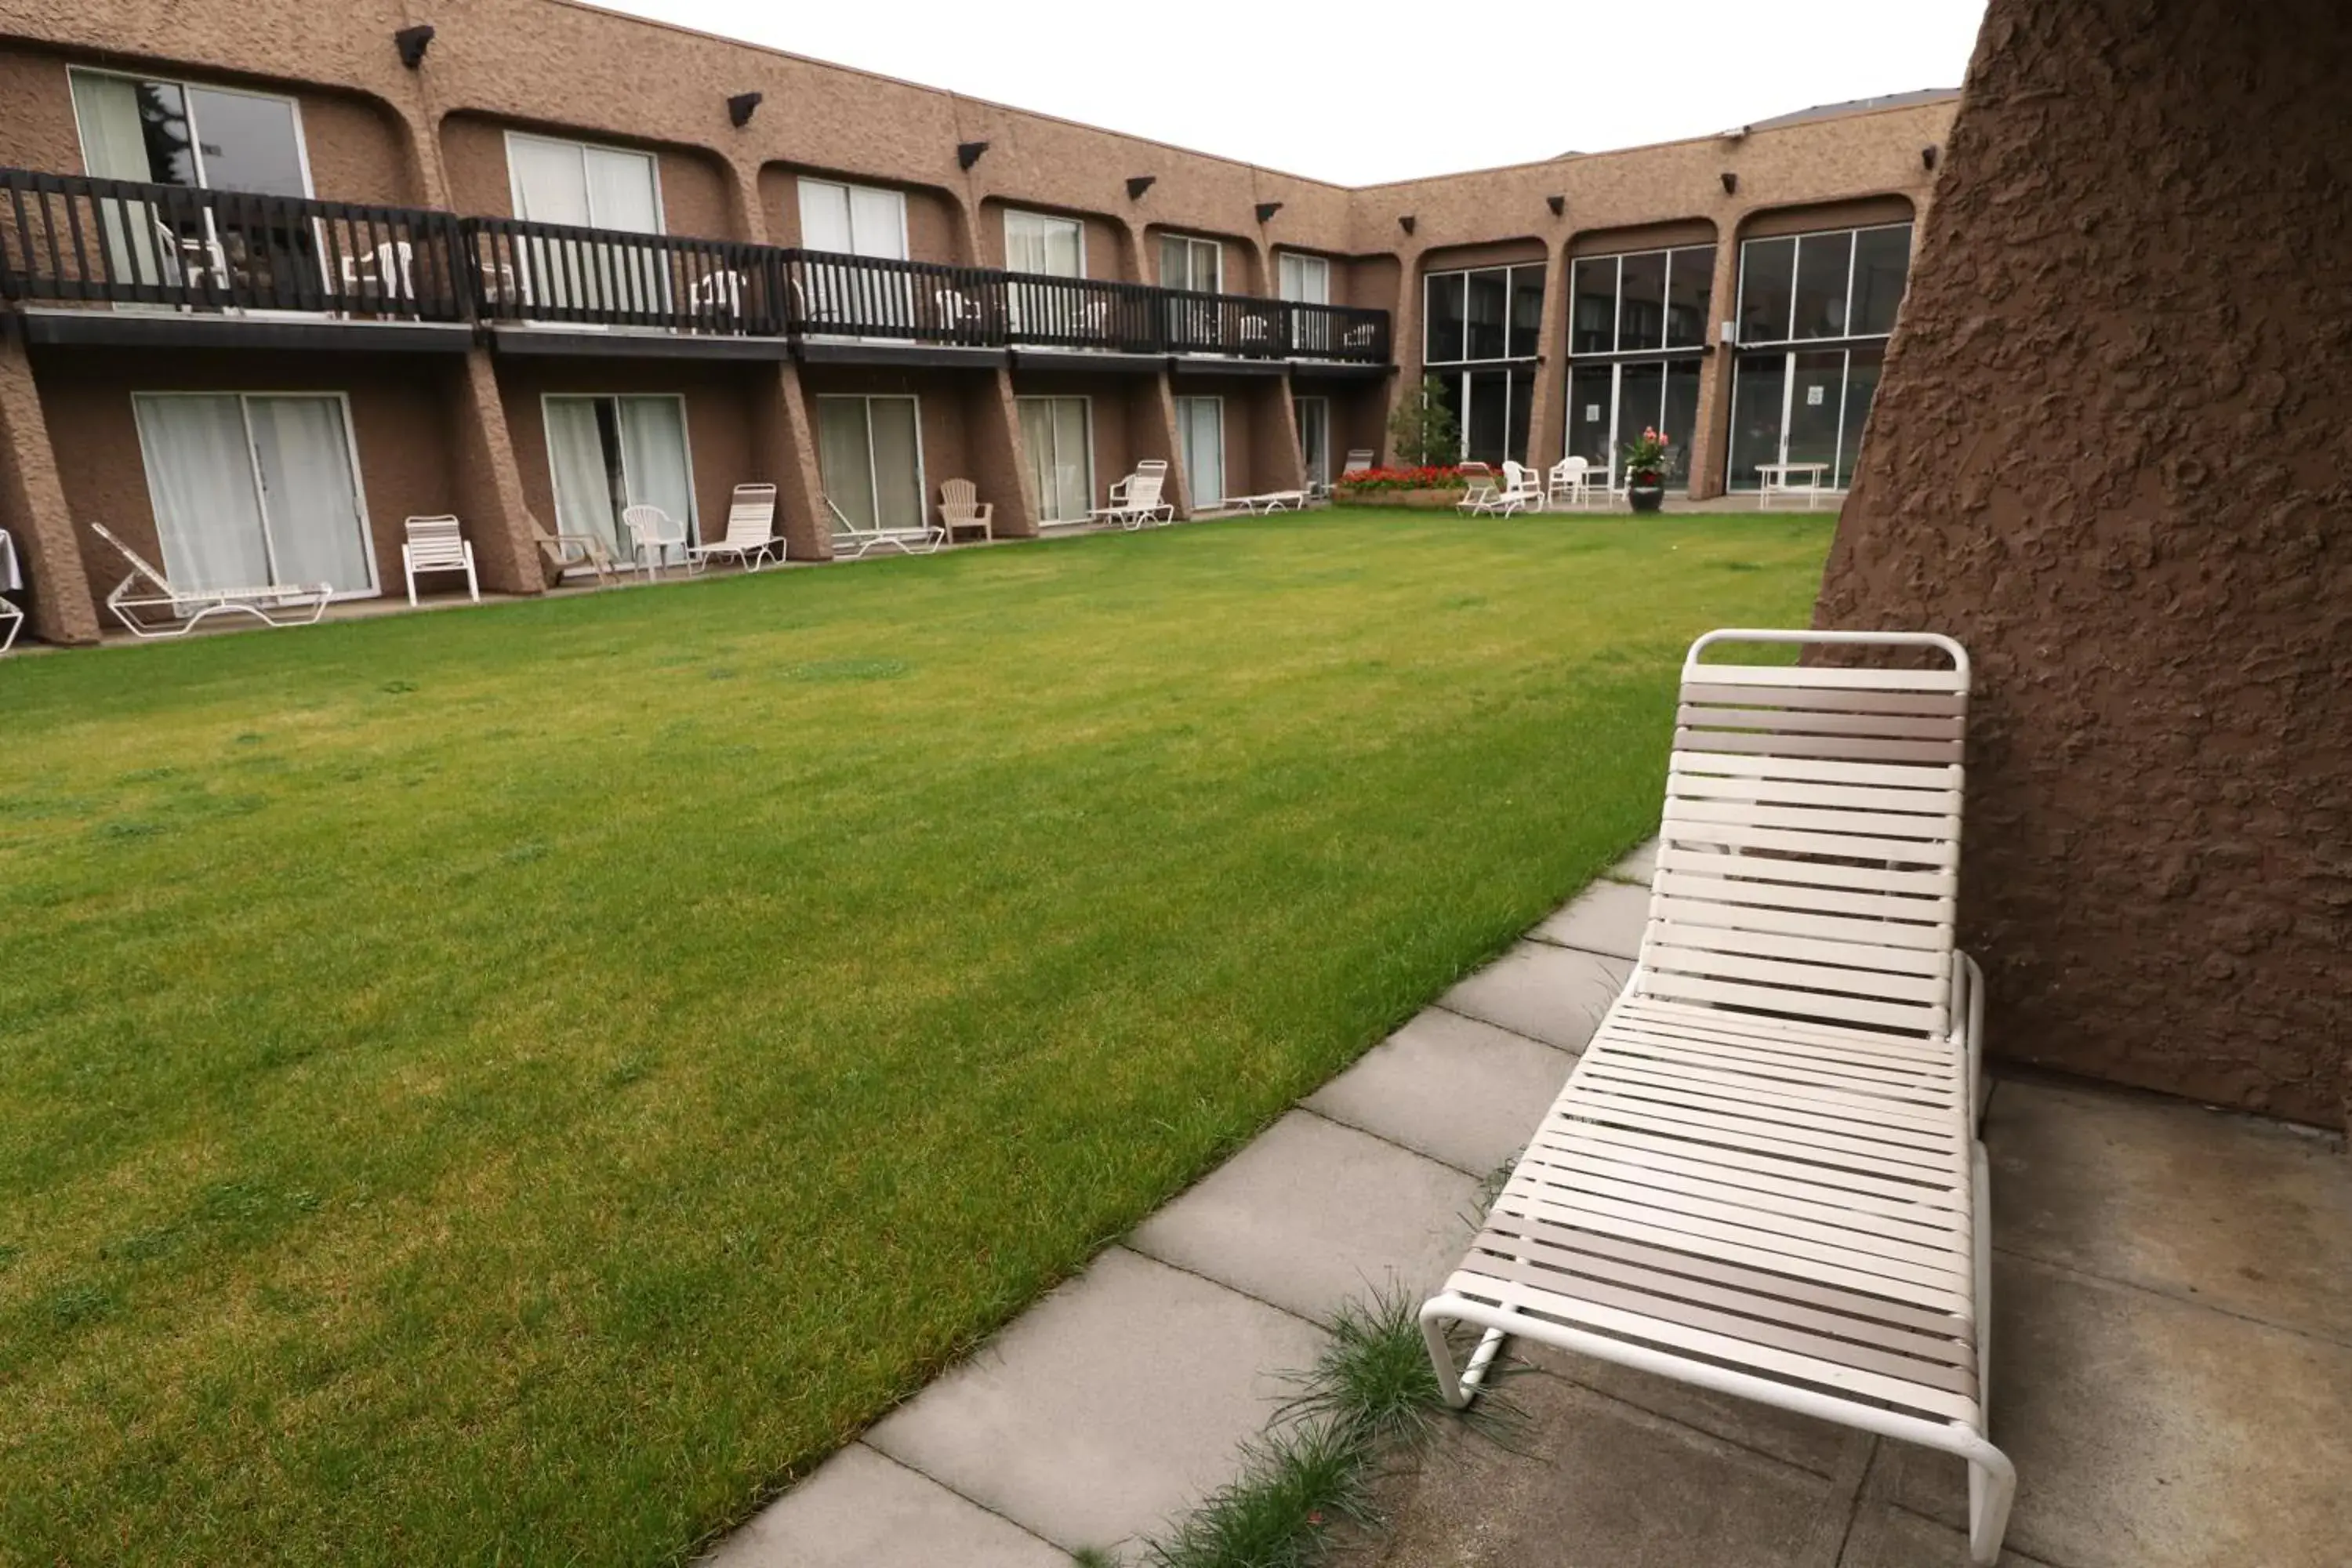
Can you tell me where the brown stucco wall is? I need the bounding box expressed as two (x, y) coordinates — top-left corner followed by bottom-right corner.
(1814, 0), (2352, 1128)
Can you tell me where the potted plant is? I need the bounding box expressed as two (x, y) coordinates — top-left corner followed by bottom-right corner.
(1619, 427), (1670, 514)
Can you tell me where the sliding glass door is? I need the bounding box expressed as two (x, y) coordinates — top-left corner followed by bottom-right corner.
(1725, 223), (1912, 488)
(1017, 397), (1093, 524)
(1177, 397), (1224, 508)
(1566, 358), (1704, 488)
(132, 392), (375, 596)
(1294, 396), (1330, 488)
(506, 133), (666, 318)
(543, 394), (696, 567)
(815, 395), (924, 532)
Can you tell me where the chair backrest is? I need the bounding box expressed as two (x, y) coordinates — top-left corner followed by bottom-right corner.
(1342, 449), (1374, 474)
(939, 477), (980, 520)
(1638, 630), (1970, 1041)
(1458, 461), (1496, 492)
(724, 484), (778, 544)
(404, 515), (469, 567)
(622, 504), (686, 548)
(88, 521), (173, 592)
(1502, 460), (1537, 494)
(1126, 473), (1164, 508)
(1552, 456), (1589, 481)
(1135, 458), (1169, 476)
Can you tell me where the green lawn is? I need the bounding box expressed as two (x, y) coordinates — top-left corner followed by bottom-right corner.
(0, 508), (1831, 1565)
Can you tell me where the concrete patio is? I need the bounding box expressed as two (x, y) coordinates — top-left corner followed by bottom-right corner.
(707, 840), (2352, 1567)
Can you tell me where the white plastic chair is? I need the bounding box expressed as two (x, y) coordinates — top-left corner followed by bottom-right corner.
(1548, 456), (1599, 509)
(401, 516), (479, 606)
(87, 521), (330, 637)
(686, 485), (782, 573)
(1495, 460), (1544, 516)
(622, 505), (689, 580)
(938, 479), (994, 543)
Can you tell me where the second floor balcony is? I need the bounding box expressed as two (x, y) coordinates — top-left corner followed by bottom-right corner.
(0, 167), (1392, 367)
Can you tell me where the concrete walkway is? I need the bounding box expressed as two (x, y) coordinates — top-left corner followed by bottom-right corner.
(708, 837), (2352, 1566)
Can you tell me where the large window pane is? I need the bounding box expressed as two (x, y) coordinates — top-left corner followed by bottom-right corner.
(1508, 265), (1544, 359)
(1727, 351), (1787, 490)
(1465, 370), (1509, 466)
(1614, 361), (1665, 481)
(1424, 271), (1466, 364)
(1792, 230), (1854, 339)
(1617, 251), (1666, 353)
(248, 395), (372, 590)
(1737, 236), (1795, 344)
(1850, 225), (1912, 337)
(1664, 245), (1715, 349)
(868, 397), (923, 530)
(1785, 349), (1846, 476)
(1506, 368), (1533, 464)
(1566, 364), (1613, 470)
(1570, 256), (1616, 354)
(1662, 361), (1703, 486)
(134, 394), (271, 591)
(1464, 269), (1508, 361)
(1836, 346), (1885, 487)
(1426, 372), (1464, 458)
(817, 397), (877, 530)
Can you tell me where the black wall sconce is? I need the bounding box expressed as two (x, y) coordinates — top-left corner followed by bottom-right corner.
(1398, 214), (1416, 235)
(1126, 175), (1156, 201)
(1922, 145), (1940, 170)
(957, 140), (989, 172)
(1545, 194), (1565, 216)
(1254, 201), (1282, 223)
(394, 24), (434, 69)
(727, 92), (762, 129)
(1719, 171), (1738, 194)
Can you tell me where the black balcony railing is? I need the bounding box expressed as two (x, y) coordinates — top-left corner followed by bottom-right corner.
(464, 216), (782, 335)
(0, 167), (1391, 365)
(0, 168), (468, 320)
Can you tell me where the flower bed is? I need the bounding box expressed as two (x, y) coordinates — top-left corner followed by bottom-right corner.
(1333, 465), (1468, 508)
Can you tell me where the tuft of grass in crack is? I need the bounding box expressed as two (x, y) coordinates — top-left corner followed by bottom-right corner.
(1142, 1288), (1520, 1568)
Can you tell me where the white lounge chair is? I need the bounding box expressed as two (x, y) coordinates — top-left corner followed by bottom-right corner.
(1229, 491), (1308, 514)
(1455, 461), (1501, 515)
(687, 484), (783, 573)
(401, 515), (480, 606)
(1421, 629), (2013, 1566)
(1341, 449), (1375, 477)
(828, 498), (946, 558)
(1494, 460), (1544, 516)
(938, 479), (994, 543)
(1087, 461), (1174, 530)
(1548, 456), (1599, 509)
(621, 505), (689, 581)
(87, 521), (331, 638)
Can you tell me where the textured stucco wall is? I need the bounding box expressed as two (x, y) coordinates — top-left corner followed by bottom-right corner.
(1815, 0), (2352, 1127)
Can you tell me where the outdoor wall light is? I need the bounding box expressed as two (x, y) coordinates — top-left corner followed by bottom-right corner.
(1126, 176), (1156, 201)
(394, 24), (434, 68)
(1922, 145), (1940, 170)
(1398, 215), (1416, 235)
(1546, 194), (1565, 216)
(727, 93), (762, 129)
(957, 140), (989, 171)
(1719, 171), (1739, 194)
(1254, 201), (1283, 223)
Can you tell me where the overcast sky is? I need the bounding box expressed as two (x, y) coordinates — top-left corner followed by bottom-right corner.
(596, 0), (1989, 186)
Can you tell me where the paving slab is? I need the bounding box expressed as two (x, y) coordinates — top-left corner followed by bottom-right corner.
(1515, 1341), (1872, 1483)
(1369, 1369), (1857, 1568)
(1436, 942), (1629, 1053)
(1532, 876), (1650, 960)
(1837, 1502), (2059, 1567)
(1608, 837), (1658, 884)
(1874, 1252), (2352, 1568)
(864, 1247), (1325, 1555)
(1129, 1109), (1483, 1323)
(703, 1443), (1065, 1568)
(1303, 1007), (1575, 1176)
(1986, 1078), (2352, 1343)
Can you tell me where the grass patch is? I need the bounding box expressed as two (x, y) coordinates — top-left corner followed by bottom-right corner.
(0, 508), (1827, 1564)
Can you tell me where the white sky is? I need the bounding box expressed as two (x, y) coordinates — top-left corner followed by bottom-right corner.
(595, 0), (1989, 186)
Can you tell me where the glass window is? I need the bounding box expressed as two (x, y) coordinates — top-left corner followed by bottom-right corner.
(1424, 270), (1466, 364)
(1662, 360), (1703, 485)
(1849, 225), (1911, 337)
(1785, 349), (1846, 470)
(1614, 360), (1665, 477)
(1566, 364), (1613, 470)
(1617, 251), (1666, 353)
(1465, 370), (1510, 466)
(1426, 372), (1465, 453)
(1508, 264), (1544, 359)
(1160, 234), (1221, 292)
(1664, 246), (1715, 349)
(1570, 256), (1616, 354)
(1727, 351), (1788, 489)
(72, 71), (307, 194)
(1464, 270), (1508, 361)
(818, 394), (924, 532)
(1836, 346), (1884, 487)
(1737, 236), (1795, 344)
(1277, 252), (1330, 304)
(1792, 230), (1854, 339)
(1005, 209), (1083, 277)
(183, 87), (307, 197)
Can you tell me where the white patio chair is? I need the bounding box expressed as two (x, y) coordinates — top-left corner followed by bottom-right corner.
(1229, 491), (1308, 514)
(1421, 629), (2014, 1567)
(688, 269), (747, 326)
(400, 516), (479, 606)
(1087, 462), (1174, 530)
(86, 521), (331, 638)
(621, 504), (689, 581)
(0, 532), (20, 652)
(1494, 460), (1544, 516)
(687, 484), (783, 573)
(0, 595), (19, 655)
(1548, 456), (1600, 509)
(828, 497), (946, 559)
(1341, 449), (1376, 477)
(1455, 461), (1501, 514)
(938, 479), (994, 543)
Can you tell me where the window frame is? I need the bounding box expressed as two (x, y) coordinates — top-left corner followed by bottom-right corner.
(1276, 250), (1332, 305)
(1003, 208), (1086, 278)
(1160, 234), (1225, 295)
(70, 66), (317, 197)
(814, 392), (927, 532)
(506, 130), (667, 234)
(1421, 261), (1545, 367)
(1566, 245), (1718, 358)
(1733, 221), (1913, 348)
(1014, 393), (1096, 524)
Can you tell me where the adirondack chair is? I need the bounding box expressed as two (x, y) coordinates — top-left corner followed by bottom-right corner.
(938, 479), (994, 543)
(532, 517), (619, 586)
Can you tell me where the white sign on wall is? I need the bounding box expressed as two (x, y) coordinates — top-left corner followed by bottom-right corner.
(1585, 404), (1601, 422)
(1806, 385), (1826, 406)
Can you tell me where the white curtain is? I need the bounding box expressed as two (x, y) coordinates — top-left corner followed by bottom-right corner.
(132, 394), (271, 591)
(71, 71), (171, 289)
(797, 180), (853, 252)
(1005, 211), (1080, 278)
(544, 397), (620, 554)
(817, 397), (875, 531)
(248, 396), (372, 593)
(1295, 397), (1329, 486)
(618, 397), (695, 561)
(1278, 253), (1330, 304)
(584, 147), (666, 314)
(1019, 397), (1090, 522)
(1181, 397), (1224, 506)
(868, 397), (922, 531)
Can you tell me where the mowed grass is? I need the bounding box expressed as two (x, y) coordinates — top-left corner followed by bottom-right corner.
(0, 508), (1830, 1565)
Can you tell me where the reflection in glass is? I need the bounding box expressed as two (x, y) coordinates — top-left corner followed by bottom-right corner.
(1425, 271), (1466, 363)
(1570, 256), (1615, 354)
(1849, 225), (1912, 336)
(1662, 361), (1702, 484)
(1506, 368), (1532, 464)
(1727, 351), (1787, 489)
(1837, 347), (1884, 486)
(1617, 251), (1666, 353)
(1737, 236), (1795, 343)
(1785, 350), (1846, 474)
(1614, 361), (1665, 485)
(1508, 264), (1544, 359)
(1465, 270), (1508, 360)
(1566, 363), (1613, 470)
(1465, 370), (1509, 465)
(1791, 230), (1854, 339)
(1664, 245), (1714, 348)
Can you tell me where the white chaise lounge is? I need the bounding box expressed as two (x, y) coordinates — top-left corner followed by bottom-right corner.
(828, 497), (946, 558)
(88, 521), (332, 637)
(688, 484), (784, 573)
(1087, 461), (1174, 530)
(1420, 628), (2013, 1567)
